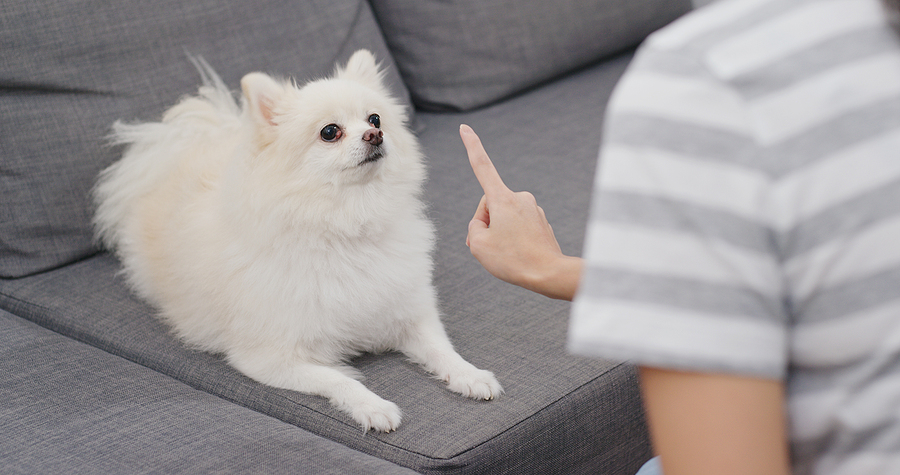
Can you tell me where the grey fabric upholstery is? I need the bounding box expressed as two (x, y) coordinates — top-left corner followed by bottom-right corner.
(0, 0), (408, 279)
(0, 0), (678, 471)
(0, 53), (652, 474)
(370, 0), (692, 111)
(0, 309), (416, 474)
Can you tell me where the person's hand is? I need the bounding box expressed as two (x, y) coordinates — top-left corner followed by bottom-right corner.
(460, 124), (582, 300)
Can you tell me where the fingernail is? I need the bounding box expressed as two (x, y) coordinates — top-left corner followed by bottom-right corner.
(460, 124), (473, 135)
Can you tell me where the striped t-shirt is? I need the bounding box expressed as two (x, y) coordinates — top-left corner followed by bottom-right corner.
(568, 0), (900, 473)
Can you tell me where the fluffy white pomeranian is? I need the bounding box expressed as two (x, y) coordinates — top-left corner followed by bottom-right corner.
(92, 50), (501, 432)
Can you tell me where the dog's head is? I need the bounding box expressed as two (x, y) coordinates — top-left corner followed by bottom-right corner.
(239, 50), (418, 188)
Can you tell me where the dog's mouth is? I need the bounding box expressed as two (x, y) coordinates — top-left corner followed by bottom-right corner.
(360, 147), (385, 166)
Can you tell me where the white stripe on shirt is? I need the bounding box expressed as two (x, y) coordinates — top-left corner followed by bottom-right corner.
(790, 371), (900, 440)
(569, 297), (787, 375)
(707, 0), (884, 79)
(786, 215), (900, 302)
(598, 143), (770, 223)
(609, 71), (750, 135)
(750, 52), (900, 144)
(793, 300), (900, 366)
(769, 129), (900, 230)
(584, 222), (782, 296)
(648, 0), (777, 50)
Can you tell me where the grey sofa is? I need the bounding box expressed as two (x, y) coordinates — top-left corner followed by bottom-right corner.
(1, 1), (692, 473)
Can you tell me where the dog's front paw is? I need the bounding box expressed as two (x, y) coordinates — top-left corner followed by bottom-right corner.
(446, 368), (503, 401)
(350, 396), (402, 433)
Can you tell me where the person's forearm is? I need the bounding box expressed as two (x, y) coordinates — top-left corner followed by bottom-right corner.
(520, 255), (583, 301)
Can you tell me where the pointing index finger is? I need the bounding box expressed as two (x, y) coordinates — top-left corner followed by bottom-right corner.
(460, 124), (509, 196)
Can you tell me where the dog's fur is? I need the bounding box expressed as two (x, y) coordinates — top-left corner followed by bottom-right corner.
(93, 50), (501, 432)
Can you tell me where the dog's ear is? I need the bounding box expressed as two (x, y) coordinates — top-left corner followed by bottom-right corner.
(336, 49), (385, 90)
(241, 72), (283, 129)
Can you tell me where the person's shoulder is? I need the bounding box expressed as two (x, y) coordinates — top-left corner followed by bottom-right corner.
(647, 0), (775, 51)
(622, 0), (791, 82)
(645, 0), (888, 58)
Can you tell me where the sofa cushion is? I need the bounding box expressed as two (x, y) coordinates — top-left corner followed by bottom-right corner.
(0, 255), (649, 474)
(0, 309), (416, 474)
(370, 0), (692, 111)
(0, 0), (409, 279)
(0, 55), (653, 474)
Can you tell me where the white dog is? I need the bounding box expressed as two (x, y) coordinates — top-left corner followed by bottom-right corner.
(93, 50), (502, 432)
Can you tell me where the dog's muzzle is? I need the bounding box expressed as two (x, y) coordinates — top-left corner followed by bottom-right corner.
(360, 128), (385, 165)
(363, 128), (383, 146)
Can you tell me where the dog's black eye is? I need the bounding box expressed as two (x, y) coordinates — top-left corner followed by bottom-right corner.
(368, 114), (381, 129)
(320, 124), (342, 142)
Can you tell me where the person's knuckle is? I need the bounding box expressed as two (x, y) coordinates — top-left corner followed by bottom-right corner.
(515, 191), (537, 205)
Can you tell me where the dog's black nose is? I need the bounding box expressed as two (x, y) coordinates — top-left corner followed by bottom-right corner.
(363, 128), (383, 146)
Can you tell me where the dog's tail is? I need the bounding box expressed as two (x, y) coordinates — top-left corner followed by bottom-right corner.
(185, 54), (242, 120)
(158, 55), (242, 126)
(92, 119), (175, 251)
(92, 56), (239, 251)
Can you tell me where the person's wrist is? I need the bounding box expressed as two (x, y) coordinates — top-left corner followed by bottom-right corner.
(522, 255), (582, 301)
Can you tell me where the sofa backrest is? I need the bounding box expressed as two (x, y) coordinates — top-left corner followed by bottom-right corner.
(1, 0), (690, 278)
(0, 0), (408, 278)
(370, 0), (693, 111)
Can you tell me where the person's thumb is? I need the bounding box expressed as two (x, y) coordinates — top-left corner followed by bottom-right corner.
(466, 217), (488, 248)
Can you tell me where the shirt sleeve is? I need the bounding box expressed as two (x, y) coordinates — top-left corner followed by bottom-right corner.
(568, 38), (789, 380)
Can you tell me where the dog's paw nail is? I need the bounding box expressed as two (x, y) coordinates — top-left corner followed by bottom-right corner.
(353, 397), (402, 433)
(446, 368), (503, 401)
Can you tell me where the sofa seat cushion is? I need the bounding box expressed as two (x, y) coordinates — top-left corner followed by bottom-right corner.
(0, 254), (649, 474)
(0, 0), (409, 279)
(370, 0), (691, 111)
(0, 309), (416, 474)
(0, 54), (651, 474)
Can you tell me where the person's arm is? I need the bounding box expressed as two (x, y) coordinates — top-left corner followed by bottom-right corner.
(460, 124), (582, 300)
(639, 367), (791, 475)
(461, 126), (791, 474)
